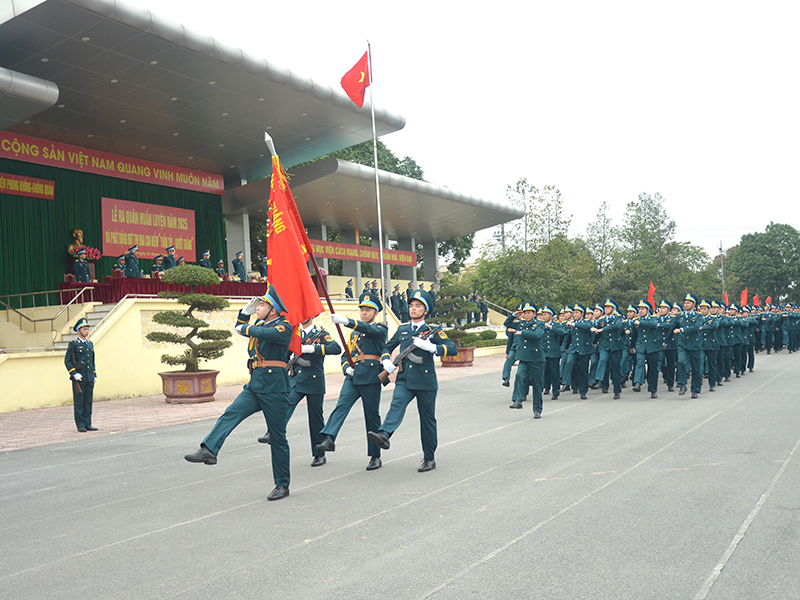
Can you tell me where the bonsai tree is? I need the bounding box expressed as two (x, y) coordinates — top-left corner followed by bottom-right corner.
(428, 276), (484, 348)
(146, 264), (233, 372)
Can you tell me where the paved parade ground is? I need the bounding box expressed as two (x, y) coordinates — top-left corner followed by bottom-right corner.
(2, 353), (800, 600)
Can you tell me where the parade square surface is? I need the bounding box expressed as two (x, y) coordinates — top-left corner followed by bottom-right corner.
(2, 354), (800, 600)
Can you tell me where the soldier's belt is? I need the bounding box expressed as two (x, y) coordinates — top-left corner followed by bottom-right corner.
(253, 360), (287, 369)
(357, 354), (381, 362)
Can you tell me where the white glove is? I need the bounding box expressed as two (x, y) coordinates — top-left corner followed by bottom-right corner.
(301, 344), (316, 354)
(235, 324), (246, 336)
(331, 314), (349, 325)
(73, 373), (83, 381)
(413, 337), (437, 353)
(382, 359), (396, 374)
(345, 366), (355, 377)
(241, 297), (260, 316)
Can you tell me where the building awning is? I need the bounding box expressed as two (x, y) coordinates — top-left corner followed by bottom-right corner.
(0, 0), (405, 186)
(224, 157), (524, 240)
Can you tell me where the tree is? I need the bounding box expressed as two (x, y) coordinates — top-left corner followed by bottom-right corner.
(439, 234), (475, 275)
(584, 201), (618, 275)
(502, 180), (570, 254)
(619, 192), (676, 264)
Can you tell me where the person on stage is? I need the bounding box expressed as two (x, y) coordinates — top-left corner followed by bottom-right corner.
(64, 317), (97, 432)
(215, 259), (226, 278)
(184, 286), (293, 501)
(258, 256), (268, 279)
(151, 255), (165, 278)
(73, 248), (91, 283)
(163, 245), (177, 270)
(199, 250), (213, 269)
(112, 254), (126, 276)
(316, 292), (388, 471)
(367, 290), (456, 472)
(232, 251), (246, 281)
(124, 245), (140, 278)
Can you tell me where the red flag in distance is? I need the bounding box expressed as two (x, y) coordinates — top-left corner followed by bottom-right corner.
(341, 51), (371, 108)
(647, 281), (656, 311)
(724, 290), (729, 306)
(741, 288), (748, 307)
(766, 295), (772, 305)
(753, 294), (760, 307)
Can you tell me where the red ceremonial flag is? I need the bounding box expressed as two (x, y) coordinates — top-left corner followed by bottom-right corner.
(268, 154), (324, 354)
(766, 295), (772, 305)
(647, 281), (656, 311)
(340, 51), (371, 108)
(724, 290), (729, 306)
(753, 294), (760, 307)
(741, 288), (748, 307)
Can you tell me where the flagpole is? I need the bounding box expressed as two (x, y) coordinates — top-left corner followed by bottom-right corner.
(366, 40), (388, 325)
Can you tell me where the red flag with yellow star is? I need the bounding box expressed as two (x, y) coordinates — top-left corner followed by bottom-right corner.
(268, 154), (324, 354)
(341, 51), (370, 107)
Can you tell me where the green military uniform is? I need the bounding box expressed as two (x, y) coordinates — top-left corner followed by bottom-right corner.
(697, 299), (719, 391)
(504, 302), (546, 416)
(539, 305), (565, 399)
(73, 251), (90, 282)
(232, 251), (246, 281)
(344, 279), (354, 299)
(318, 292), (388, 463)
(124, 245), (140, 278)
(594, 299), (625, 397)
(633, 300), (664, 397)
(214, 259), (225, 278)
(676, 294), (704, 397)
(163, 246), (177, 270)
(563, 304), (593, 398)
(371, 290), (456, 469)
(151, 255), (165, 278)
(64, 317), (97, 431)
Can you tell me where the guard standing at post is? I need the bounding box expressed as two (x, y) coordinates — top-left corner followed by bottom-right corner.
(504, 301), (546, 417)
(368, 290), (456, 472)
(124, 245), (140, 278)
(316, 292), (388, 471)
(184, 287), (293, 501)
(73, 248), (91, 282)
(64, 317), (97, 432)
(232, 251), (246, 281)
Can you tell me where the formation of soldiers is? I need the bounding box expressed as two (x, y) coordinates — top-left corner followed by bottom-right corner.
(101, 244), (256, 280)
(502, 294), (800, 418)
(185, 285), (457, 501)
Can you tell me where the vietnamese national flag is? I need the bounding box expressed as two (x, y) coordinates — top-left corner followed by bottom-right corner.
(647, 281), (656, 311)
(268, 154), (324, 354)
(724, 290), (729, 306)
(741, 288), (748, 307)
(341, 51), (371, 108)
(753, 294), (760, 307)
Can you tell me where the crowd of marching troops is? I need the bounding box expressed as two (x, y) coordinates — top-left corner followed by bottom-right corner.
(502, 294), (800, 418)
(74, 244), (269, 282)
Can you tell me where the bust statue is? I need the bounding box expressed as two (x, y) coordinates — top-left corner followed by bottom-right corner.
(67, 228), (84, 254)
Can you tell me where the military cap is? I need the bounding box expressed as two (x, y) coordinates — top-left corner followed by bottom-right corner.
(394, 284), (400, 290)
(573, 303), (585, 313)
(698, 299), (710, 308)
(73, 317), (90, 331)
(659, 298), (671, 309)
(261, 255), (268, 261)
(77, 248), (87, 255)
(638, 298), (652, 310)
(604, 298), (617, 310)
(177, 256), (185, 263)
(203, 250), (210, 256)
(128, 245), (138, 252)
(728, 303), (739, 311)
(165, 245), (175, 252)
(672, 302), (682, 311)
(742, 305), (750, 312)
(521, 301), (537, 312)
(358, 292), (383, 312)
(561, 305), (573, 314)
(154, 255), (163, 261)
(216, 259), (223, 265)
(539, 304), (554, 315)
(235, 251), (243, 257)
(117, 254), (125, 261)
(258, 283), (288, 315)
(346, 278), (353, 285)
(711, 300), (720, 308)
(684, 293), (697, 304)
(419, 282), (425, 289)
(593, 303), (604, 312)
(410, 290), (433, 312)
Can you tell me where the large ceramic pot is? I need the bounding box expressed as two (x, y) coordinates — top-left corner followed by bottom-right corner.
(440, 347), (476, 368)
(158, 370), (219, 404)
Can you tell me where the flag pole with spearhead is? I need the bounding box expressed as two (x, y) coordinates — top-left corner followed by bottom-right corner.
(264, 132), (354, 368)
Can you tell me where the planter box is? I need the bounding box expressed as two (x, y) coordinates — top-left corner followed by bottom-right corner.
(158, 370), (219, 404)
(440, 347), (476, 367)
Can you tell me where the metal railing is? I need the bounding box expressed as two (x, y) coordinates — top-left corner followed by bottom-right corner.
(0, 286), (96, 337)
(486, 300), (512, 316)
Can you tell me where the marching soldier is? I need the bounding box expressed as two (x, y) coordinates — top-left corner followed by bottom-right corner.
(163, 245), (177, 270)
(675, 294), (704, 398)
(317, 292), (388, 471)
(623, 303), (640, 390)
(232, 251), (246, 281)
(697, 299), (719, 391)
(184, 286), (293, 501)
(592, 299), (624, 399)
(64, 317), (97, 432)
(124, 244), (140, 278)
(504, 301), (546, 417)
(539, 305), (564, 400)
(151, 255), (165, 278)
(73, 248), (91, 283)
(632, 299), (662, 398)
(214, 259), (226, 278)
(660, 302), (681, 391)
(558, 306), (574, 393)
(502, 302), (525, 387)
(368, 290), (456, 472)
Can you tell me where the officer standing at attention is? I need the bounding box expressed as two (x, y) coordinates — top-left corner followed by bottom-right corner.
(258, 317), (341, 467)
(112, 254), (126, 276)
(232, 251), (247, 281)
(675, 293), (704, 398)
(399, 288), (409, 322)
(368, 290), (456, 472)
(184, 287), (293, 501)
(215, 259), (226, 278)
(73, 248), (91, 282)
(124, 244), (140, 278)
(504, 301), (546, 417)
(64, 317), (98, 432)
(344, 278), (354, 299)
(199, 250), (213, 270)
(316, 292), (388, 471)
(539, 305), (564, 400)
(258, 256), (269, 279)
(151, 255), (165, 278)
(163, 245), (177, 270)
(390, 284), (402, 319)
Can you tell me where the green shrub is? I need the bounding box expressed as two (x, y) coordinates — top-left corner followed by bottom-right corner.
(479, 329), (497, 340)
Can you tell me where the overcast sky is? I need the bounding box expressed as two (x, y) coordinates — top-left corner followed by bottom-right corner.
(128, 0), (800, 260)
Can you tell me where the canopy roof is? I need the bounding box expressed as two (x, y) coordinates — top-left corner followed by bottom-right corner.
(225, 157), (525, 240)
(0, 0), (405, 185)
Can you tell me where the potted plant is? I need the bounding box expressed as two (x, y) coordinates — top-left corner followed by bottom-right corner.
(146, 265), (233, 403)
(428, 277), (483, 367)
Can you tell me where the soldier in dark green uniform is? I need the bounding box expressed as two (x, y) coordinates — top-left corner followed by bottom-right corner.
(199, 250), (212, 270)
(214, 259), (225, 278)
(232, 251), (246, 281)
(390, 284), (402, 319)
(317, 292), (388, 471)
(399, 289), (409, 322)
(258, 317), (341, 467)
(64, 317), (98, 432)
(675, 293), (704, 398)
(184, 286), (293, 501)
(124, 245), (140, 278)
(539, 305), (564, 400)
(592, 298), (624, 398)
(368, 290), (457, 472)
(697, 299), (719, 392)
(631, 299), (662, 398)
(72, 248), (91, 282)
(176, 256), (185, 266)
(622, 303), (639, 389)
(344, 278), (354, 298)
(258, 255), (269, 278)
(163, 245), (177, 270)
(112, 254), (126, 276)
(566, 303), (594, 399)
(501, 302), (525, 387)
(151, 255), (165, 278)
(504, 301), (546, 417)
(660, 302), (680, 391)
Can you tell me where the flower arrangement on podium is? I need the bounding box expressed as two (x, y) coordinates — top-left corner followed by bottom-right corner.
(69, 245), (101, 260)
(228, 274), (241, 282)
